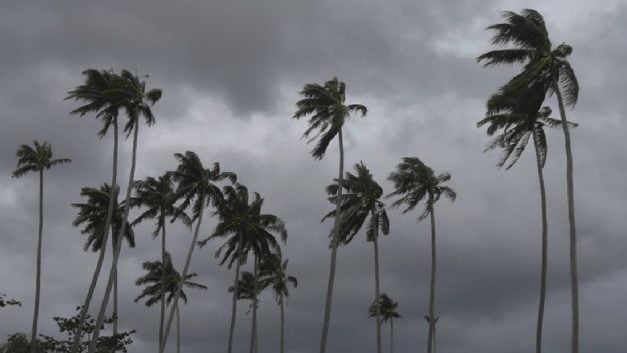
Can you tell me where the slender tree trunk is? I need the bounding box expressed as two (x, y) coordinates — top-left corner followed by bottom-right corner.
(160, 197), (206, 353)
(176, 303), (181, 353)
(426, 194), (437, 353)
(71, 121), (119, 353)
(159, 213), (167, 352)
(88, 122), (140, 353)
(372, 209), (382, 353)
(228, 237), (243, 353)
(553, 79), (579, 353)
(250, 256), (258, 353)
(532, 129), (549, 353)
(29, 170), (44, 353)
(390, 319), (394, 353)
(319, 128), (344, 353)
(112, 236), (119, 336)
(280, 296), (285, 353)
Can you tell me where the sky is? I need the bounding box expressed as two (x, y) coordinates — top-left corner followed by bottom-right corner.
(1, 1), (627, 352)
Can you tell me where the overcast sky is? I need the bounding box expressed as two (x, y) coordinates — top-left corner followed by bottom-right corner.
(1, 1), (627, 352)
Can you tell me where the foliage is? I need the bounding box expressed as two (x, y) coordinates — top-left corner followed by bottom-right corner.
(0, 293), (21, 308)
(12, 141), (71, 178)
(369, 293), (401, 323)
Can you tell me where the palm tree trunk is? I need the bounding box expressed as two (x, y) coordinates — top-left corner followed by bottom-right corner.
(29, 170), (44, 353)
(176, 303), (181, 353)
(372, 210), (382, 353)
(160, 197), (206, 353)
(112, 236), (119, 336)
(532, 130), (549, 353)
(280, 296), (285, 353)
(71, 121), (118, 353)
(319, 128), (344, 353)
(390, 319), (394, 353)
(553, 79), (579, 353)
(426, 194), (437, 353)
(159, 214), (167, 352)
(250, 256), (259, 353)
(88, 122), (140, 353)
(228, 236), (243, 353)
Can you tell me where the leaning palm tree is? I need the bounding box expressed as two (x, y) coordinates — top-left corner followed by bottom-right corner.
(12, 141), (70, 353)
(369, 293), (401, 353)
(87, 70), (162, 353)
(478, 10), (580, 352)
(72, 183), (136, 334)
(199, 183), (287, 353)
(478, 85), (577, 353)
(387, 157), (455, 353)
(258, 253), (297, 353)
(322, 162), (389, 353)
(159, 151), (236, 353)
(293, 77), (367, 353)
(132, 174), (192, 351)
(135, 252), (207, 353)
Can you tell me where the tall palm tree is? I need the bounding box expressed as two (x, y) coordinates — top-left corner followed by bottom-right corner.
(12, 141), (70, 353)
(71, 183), (136, 343)
(478, 10), (580, 352)
(293, 77), (367, 353)
(87, 70), (162, 353)
(159, 151), (236, 353)
(258, 253), (297, 353)
(369, 293), (401, 353)
(228, 271), (267, 353)
(66, 68), (129, 353)
(322, 162), (389, 353)
(387, 157), (455, 353)
(135, 252), (207, 353)
(199, 183), (287, 353)
(478, 86), (577, 353)
(132, 174), (192, 351)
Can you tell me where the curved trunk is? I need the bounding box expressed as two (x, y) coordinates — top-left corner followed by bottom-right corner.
(88, 122), (140, 353)
(250, 255), (259, 353)
(280, 295), (285, 353)
(426, 194), (437, 353)
(228, 236), (243, 353)
(532, 129), (549, 353)
(372, 209), (382, 353)
(159, 213), (167, 352)
(554, 79), (579, 353)
(71, 121), (118, 353)
(319, 128), (344, 353)
(160, 197), (206, 353)
(176, 303), (181, 353)
(29, 170), (44, 353)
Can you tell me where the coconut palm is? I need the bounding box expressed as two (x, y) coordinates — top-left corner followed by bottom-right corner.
(132, 174), (192, 351)
(159, 151), (236, 353)
(478, 85), (577, 353)
(66, 68), (130, 353)
(478, 10), (580, 352)
(135, 252), (207, 353)
(293, 77), (367, 353)
(322, 162), (389, 353)
(387, 157), (455, 353)
(258, 253), (297, 353)
(12, 141), (70, 353)
(228, 271), (267, 353)
(87, 70), (162, 353)
(369, 293), (401, 353)
(199, 183), (287, 353)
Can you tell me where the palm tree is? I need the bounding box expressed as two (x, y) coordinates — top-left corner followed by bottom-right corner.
(478, 10), (580, 352)
(159, 151), (236, 353)
(135, 252), (207, 353)
(369, 293), (401, 353)
(322, 162), (389, 353)
(199, 183), (287, 353)
(132, 174), (192, 351)
(71, 183), (136, 341)
(258, 253), (297, 353)
(12, 141), (70, 353)
(478, 86), (577, 353)
(87, 70), (162, 353)
(387, 157), (455, 353)
(293, 77), (367, 353)
(228, 271), (266, 353)
(66, 68), (129, 353)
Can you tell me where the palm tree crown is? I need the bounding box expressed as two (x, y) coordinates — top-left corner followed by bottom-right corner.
(293, 77), (367, 159)
(258, 253), (298, 303)
(369, 293), (401, 322)
(12, 141), (71, 178)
